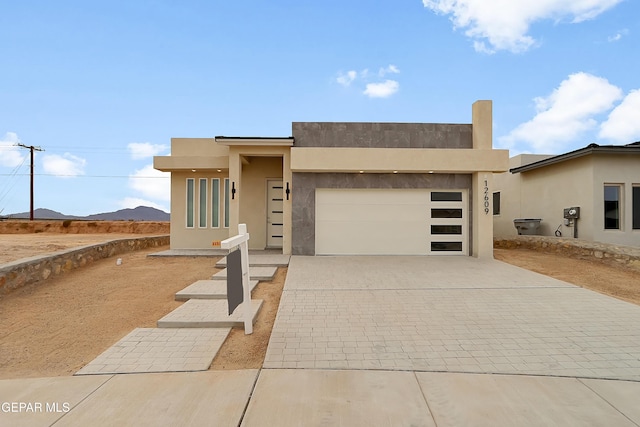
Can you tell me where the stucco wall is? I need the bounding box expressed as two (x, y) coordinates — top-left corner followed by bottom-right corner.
(291, 121), (478, 255)
(494, 153), (640, 248)
(493, 155), (593, 238)
(239, 156), (283, 249)
(170, 171), (231, 249)
(292, 122), (473, 148)
(493, 155), (550, 237)
(519, 156), (594, 238)
(592, 154), (640, 247)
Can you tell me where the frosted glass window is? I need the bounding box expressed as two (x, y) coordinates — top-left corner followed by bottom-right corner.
(211, 178), (220, 228)
(186, 179), (194, 228)
(199, 178), (207, 228)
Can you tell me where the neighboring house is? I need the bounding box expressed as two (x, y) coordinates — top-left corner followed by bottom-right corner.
(154, 100), (509, 257)
(493, 142), (640, 247)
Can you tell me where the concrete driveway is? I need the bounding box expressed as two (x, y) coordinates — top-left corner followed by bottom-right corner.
(264, 256), (640, 380)
(3, 255), (640, 426)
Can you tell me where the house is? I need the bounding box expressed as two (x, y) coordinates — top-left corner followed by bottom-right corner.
(493, 142), (640, 247)
(153, 100), (509, 257)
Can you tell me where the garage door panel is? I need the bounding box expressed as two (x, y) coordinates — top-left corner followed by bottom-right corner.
(316, 220), (429, 255)
(317, 189), (428, 204)
(317, 203), (426, 222)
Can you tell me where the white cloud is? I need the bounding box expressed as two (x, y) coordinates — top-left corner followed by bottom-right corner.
(118, 197), (168, 212)
(607, 28), (628, 42)
(379, 64), (400, 76)
(336, 66), (401, 98)
(599, 89), (640, 143)
(336, 70), (357, 87)
(500, 72), (623, 152)
(363, 80), (400, 98)
(128, 164), (170, 202)
(422, 0), (623, 53)
(0, 132), (26, 167)
(42, 153), (86, 178)
(127, 142), (169, 160)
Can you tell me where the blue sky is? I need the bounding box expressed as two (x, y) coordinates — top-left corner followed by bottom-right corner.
(1, 0), (639, 216)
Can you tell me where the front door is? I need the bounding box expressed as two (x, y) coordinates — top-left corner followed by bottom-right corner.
(266, 180), (284, 248)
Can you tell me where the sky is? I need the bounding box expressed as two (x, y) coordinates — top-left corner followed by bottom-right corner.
(1, 0), (639, 216)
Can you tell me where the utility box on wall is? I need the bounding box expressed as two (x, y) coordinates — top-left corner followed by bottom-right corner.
(563, 207), (580, 219)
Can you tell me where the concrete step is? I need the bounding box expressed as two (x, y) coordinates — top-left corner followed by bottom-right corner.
(215, 254), (290, 268)
(157, 299), (263, 328)
(211, 266), (278, 281)
(175, 279), (259, 301)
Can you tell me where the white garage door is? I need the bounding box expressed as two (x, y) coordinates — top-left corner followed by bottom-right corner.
(315, 188), (468, 255)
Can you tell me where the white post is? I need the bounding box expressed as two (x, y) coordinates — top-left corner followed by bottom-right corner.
(220, 223), (252, 334)
(238, 223), (252, 334)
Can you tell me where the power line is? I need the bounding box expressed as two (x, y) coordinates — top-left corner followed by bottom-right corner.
(0, 156), (28, 207)
(0, 173), (169, 178)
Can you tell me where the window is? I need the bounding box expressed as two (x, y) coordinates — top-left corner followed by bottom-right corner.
(224, 178), (230, 228)
(431, 208), (463, 218)
(431, 225), (462, 235)
(431, 242), (463, 252)
(633, 186), (640, 230)
(199, 179), (207, 228)
(211, 178), (220, 228)
(604, 185), (621, 230)
(431, 192), (463, 202)
(186, 179), (195, 228)
(493, 192), (501, 215)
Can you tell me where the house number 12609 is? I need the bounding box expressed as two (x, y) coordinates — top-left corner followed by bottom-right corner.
(483, 180), (490, 214)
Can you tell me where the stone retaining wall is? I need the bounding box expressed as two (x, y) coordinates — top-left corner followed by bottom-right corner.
(0, 235), (170, 295)
(494, 235), (640, 270)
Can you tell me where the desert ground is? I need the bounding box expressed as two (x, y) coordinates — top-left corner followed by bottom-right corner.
(1, 220), (639, 379)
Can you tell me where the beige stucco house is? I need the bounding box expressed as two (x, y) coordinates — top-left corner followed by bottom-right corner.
(493, 142), (640, 247)
(154, 100), (509, 257)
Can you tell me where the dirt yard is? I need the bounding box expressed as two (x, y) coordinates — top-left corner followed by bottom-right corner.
(0, 243), (286, 379)
(494, 249), (640, 306)
(1, 226), (639, 379)
(0, 220), (169, 264)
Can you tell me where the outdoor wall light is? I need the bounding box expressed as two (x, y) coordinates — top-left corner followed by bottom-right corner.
(286, 182), (291, 200)
(231, 182), (236, 199)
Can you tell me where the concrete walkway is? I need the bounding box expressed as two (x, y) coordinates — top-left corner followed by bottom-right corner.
(2, 255), (640, 426)
(2, 370), (639, 426)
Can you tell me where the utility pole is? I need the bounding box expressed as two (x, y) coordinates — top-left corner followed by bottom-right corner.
(16, 143), (44, 221)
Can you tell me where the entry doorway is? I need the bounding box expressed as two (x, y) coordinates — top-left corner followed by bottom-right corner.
(266, 179), (284, 248)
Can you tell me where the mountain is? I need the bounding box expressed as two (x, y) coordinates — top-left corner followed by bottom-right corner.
(85, 206), (169, 221)
(6, 206), (170, 221)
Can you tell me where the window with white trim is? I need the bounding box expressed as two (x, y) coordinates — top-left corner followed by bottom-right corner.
(199, 178), (207, 228)
(186, 178), (195, 228)
(211, 178), (220, 228)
